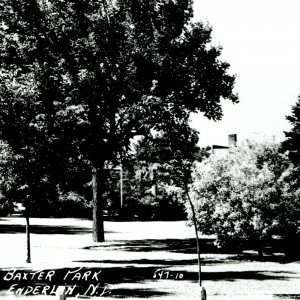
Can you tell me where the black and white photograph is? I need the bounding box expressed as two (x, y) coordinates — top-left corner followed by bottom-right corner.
(1, 0), (300, 299)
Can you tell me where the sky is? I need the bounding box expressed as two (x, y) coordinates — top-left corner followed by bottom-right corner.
(190, 0), (300, 147)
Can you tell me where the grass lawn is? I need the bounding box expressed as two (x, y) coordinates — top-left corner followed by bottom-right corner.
(0, 217), (300, 299)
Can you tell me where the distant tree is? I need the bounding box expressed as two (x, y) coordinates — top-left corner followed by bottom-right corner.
(282, 96), (300, 166)
(0, 141), (15, 217)
(135, 124), (200, 186)
(189, 141), (300, 256)
(120, 124), (201, 220)
(0, 0), (238, 242)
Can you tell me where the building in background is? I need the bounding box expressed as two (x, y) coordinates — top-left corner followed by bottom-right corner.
(212, 134), (237, 157)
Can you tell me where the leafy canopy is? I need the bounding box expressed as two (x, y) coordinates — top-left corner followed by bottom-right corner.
(0, 0), (238, 169)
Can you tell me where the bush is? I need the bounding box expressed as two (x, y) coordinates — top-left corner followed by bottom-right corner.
(0, 194), (14, 217)
(56, 191), (92, 218)
(120, 185), (187, 221)
(189, 141), (300, 255)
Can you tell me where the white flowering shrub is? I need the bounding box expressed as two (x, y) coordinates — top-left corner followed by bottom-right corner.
(189, 141), (300, 255)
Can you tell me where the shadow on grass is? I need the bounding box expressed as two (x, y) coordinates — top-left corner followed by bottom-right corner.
(274, 295), (300, 300)
(83, 238), (300, 263)
(74, 258), (220, 266)
(0, 224), (93, 235)
(84, 238), (218, 254)
(232, 253), (300, 264)
(110, 288), (169, 298)
(75, 258), (198, 265)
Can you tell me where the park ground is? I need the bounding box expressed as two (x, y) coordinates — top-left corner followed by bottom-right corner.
(0, 217), (300, 300)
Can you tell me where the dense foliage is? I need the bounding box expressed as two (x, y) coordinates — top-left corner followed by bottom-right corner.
(189, 141), (300, 255)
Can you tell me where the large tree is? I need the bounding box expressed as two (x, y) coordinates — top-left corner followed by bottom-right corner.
(0, 0), (238, 242)
(282, 95), (300, 166)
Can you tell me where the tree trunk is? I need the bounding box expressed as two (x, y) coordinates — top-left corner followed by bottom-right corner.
(25, 207), (31, 263)
(185, 185), (202, 286)
(257, 239), (264, 258)
(92, 166), (105, 242)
